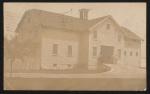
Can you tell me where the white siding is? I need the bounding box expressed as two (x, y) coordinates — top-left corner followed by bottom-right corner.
(123, 48), (141, 67)
(41, 38), (78, 70)
(88, 17), (125, 69)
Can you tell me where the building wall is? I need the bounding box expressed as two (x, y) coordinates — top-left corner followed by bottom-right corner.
(41, 28), (79, 70)
(88, 17), (141, 69)
(88, 18), (127, 70)
(122, 38), (141, 67)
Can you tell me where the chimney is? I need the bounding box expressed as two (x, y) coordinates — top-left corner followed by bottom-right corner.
(79, 9), (89, 20)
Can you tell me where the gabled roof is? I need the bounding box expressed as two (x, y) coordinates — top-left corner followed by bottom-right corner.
(121, 27), (143, 41)
(17, 9), (107, 32)
(16, 9), (142, 41)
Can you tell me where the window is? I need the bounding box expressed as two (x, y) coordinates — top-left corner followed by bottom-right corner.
(136, 52), (138, 56)
(118, 34), (121, 42)
(53, 64), (57, 67)
(130, 51), (132, 56)
(27, 17), (31, 23)
(124, 51), (126, 56)
(68, 45), (72, 57)
(52, 44), (58, 55)
(93, 31), (97, 39)
(106, 23), (110, 29)
(68, 64), (71, 67)
(93, 47), (97, 56)
(118, 49), (121, 58)
(100, 47), (102, 55)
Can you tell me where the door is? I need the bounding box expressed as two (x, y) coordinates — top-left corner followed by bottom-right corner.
(101, 46), (114, 57)
(100, 45), (114, 63)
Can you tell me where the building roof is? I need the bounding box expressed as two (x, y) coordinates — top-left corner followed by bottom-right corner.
(121, 27), (143, 41)
(16, 9), (142, 40)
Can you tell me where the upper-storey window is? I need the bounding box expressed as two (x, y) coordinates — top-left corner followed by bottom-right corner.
(106, 23), (110, 29)
(130, 51), (132, 56)
(136, 52), (138, 56)
(93, 31), (97, 40)
(118, 34), (121, 42)
(52, 44), (58, 56)
(124, 51), (126, 56)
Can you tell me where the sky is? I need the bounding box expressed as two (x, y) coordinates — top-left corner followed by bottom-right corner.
(4, 3), (146, 58)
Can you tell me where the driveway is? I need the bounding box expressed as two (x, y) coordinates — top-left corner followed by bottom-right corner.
(100, 63), (146, 78)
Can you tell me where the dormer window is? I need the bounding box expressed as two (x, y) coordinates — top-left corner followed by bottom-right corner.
(106, 23), (110, 29)
(93, 31), (97, 40)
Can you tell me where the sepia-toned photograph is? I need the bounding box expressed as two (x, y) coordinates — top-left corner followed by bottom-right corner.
(4, 3), (146, 90)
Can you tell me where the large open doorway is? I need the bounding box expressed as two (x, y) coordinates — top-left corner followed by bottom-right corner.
(99, 45), (115, 64)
